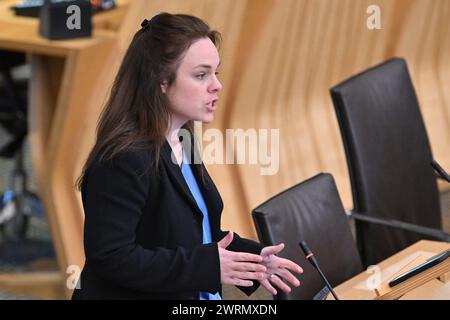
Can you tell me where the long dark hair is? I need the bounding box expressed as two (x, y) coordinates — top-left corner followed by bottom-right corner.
(76, 13), (221, 190)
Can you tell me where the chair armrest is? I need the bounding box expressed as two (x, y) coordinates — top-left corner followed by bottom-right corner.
(346, 210), (450, 242)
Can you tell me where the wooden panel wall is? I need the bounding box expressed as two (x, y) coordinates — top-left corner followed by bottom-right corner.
(215, 0), (450, 239)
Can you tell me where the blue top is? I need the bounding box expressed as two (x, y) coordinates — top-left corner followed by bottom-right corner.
(180, 151), (222, 300)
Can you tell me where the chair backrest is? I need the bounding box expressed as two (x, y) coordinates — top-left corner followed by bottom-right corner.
(252, 173), (363, 300)
(330, 57), (442, 267)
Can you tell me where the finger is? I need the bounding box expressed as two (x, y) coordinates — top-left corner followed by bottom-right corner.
(269, 274), (291, 293)
(233, 262), (267, 273)
(259, 279), (277, 296)
(229, 278), (254, 287)
(273, 257), (303, 274)
(261, 243), (284, 256)
(276, 268), (301, 287)
(232, 271), (265, 281)
(280, 259), (303, 274)
(233, 252), (263, 263)
(218, 231), (234, 248)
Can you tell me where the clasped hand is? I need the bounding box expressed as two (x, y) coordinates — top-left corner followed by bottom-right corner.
(218, 231), (303, 296)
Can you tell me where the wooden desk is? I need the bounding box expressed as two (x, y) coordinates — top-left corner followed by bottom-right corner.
(0, 0), (127, 29)
(0, 0), (129, 55)
(332, 240), (450, 300)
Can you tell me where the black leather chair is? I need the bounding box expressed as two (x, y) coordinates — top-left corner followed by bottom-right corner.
(252, 173), (363, 300)
(330, 57), (450, 267)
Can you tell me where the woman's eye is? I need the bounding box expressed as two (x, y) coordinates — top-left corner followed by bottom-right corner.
(196, 73), (206, 80)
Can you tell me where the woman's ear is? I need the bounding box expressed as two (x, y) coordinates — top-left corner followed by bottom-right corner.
(160, 81), (168, 94)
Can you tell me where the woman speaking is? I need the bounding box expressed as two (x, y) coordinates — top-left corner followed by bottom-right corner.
(72, 12), (302, 300)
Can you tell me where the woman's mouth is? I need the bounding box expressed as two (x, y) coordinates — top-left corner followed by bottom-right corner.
(206, 99), (218, 112)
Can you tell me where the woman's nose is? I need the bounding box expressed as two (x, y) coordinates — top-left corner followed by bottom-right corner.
(209, 75), (222, 92)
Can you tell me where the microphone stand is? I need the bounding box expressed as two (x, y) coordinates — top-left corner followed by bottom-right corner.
(299, 241), (339, 300)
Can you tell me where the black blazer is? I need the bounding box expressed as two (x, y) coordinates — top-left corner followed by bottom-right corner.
(72, 140), (262, 299)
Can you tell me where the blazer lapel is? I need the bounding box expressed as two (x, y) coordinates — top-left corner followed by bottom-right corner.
(185, 139), (223, 218)
(160, 140), (203, 217)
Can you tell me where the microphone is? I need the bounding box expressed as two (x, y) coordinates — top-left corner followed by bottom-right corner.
(299, 241), (339, 300)
(431, 160), (450, 183)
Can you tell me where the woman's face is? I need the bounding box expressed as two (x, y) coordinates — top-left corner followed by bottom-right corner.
(162, 37), (222, 126)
